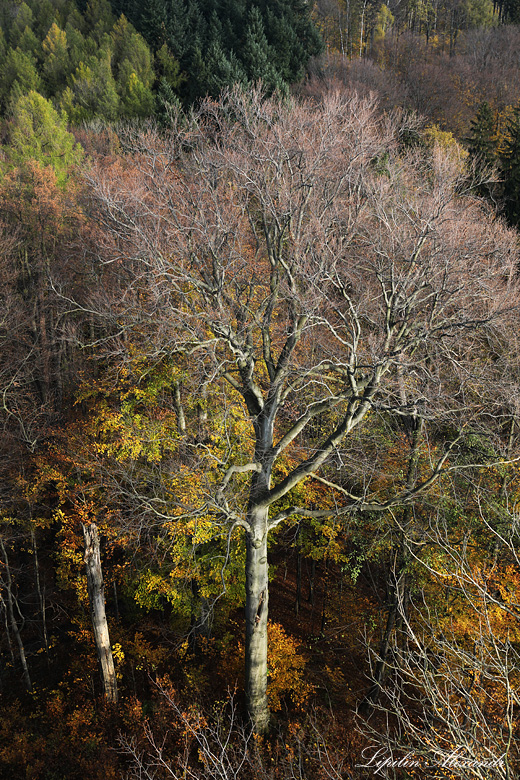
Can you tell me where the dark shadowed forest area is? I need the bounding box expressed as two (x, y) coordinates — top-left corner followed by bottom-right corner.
(2, 1), (520, 778)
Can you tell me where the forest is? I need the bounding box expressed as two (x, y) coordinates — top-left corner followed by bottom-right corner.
(2, 0), (520, 778)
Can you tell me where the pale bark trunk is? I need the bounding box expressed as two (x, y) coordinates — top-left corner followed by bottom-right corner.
(82, 523), (118, 704)
(245, 506), (270, 734)
(0, 538), (32, 691)
(31, 527), (49, 654)
(173, 381), (186, 434)
(0, 592), (16, 667)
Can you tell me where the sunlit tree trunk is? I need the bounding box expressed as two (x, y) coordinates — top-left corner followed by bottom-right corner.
(245, 506), (270, 734)
(82, 523), (118, 704)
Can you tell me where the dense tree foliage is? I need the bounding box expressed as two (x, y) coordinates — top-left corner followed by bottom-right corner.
(3, 0), (520, 776)
(0, 0), (322, 120)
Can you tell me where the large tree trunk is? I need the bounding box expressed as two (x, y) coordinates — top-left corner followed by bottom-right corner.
(82, 523), (118, 704)
(244, 505), (270, 734)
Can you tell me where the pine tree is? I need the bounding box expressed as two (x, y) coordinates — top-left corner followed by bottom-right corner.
(184, 43), (209, 103)
(502, 0), (520, 22)
(466, 101), (497, 199)
(0, 27), (6, 69)
(6, 2), (34, 48)
(500, 106), (520, 228)
(240, 6), (285, 93)
(17, 26), (40, 59)
(42, 22), (71, 95)
(111, 14), (154, 88)
(467, 101), (496, 165)
(265, 7), (304, 82)
(0, 48), (42, 110)
(261, 0), (323, 79)
(85, 0), (115, 41)
(6, 90), (83, 186)
(67, 55), (120, 123)
(204, 40), (246, 96)
(137, 0), (170, 47)
(119, 68), (155, 117)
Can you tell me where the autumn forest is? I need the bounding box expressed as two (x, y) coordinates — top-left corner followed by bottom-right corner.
(2, 0), (520, 778)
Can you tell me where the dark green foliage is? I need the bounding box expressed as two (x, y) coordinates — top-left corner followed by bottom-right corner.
(107, 0), (323, 102)
(500, 107), (520, 227)
(240, 7), (279, 86)
(501, 0), (520, 22)
(64, 54), (120, 122)
(262, 0), (323, 82)
(32, 0), (57, 40)
(0, 0), (322, 121)
(466, 101), (497, 199)
(84, 0), (115, 40)
(0, 48), (41, 110)
(203, 40), (246, 96)
(138, 0), (171, 47)
(5, 2), (34, 48)
(467, 101), (496, 165)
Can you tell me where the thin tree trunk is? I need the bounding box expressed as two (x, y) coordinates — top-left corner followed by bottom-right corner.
(0, 538), (32, 691)
(244, 506), (270, 735)
(82, 523), (118, 704)
(0, 592), (16, 667)
(321, 564), (328, 636)
(360, 417), (422, 714)
(31, 527), (49, 654)
(189, 581), (213, 653)
(308, 558), (316, 606)
(113, 581), (120, 623)
(359, 563), (400, 714)
(295, 545), (302, 617)
(173, 381), (186, 434)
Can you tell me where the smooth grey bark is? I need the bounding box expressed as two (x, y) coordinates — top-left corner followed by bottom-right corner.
(244, 507), (270, 735)
(82, 523), (118, 704)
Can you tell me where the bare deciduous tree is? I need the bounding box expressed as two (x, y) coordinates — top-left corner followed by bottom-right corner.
(85, 86), (519, 733)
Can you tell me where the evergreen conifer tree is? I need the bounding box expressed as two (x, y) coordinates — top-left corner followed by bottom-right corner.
(265, 7), (304, 82)
(500, 106), (520, 228)
(502, 0), (520, 22)
(240, 6), (285, 93)
(0, 48), (41, 110)
(6, 2), (34, 48)
(6, 90), (83, 186)
(466, 101), (497, 199)
(166, 0), (190, 61)
(204, 40), (245, 96)
(17, 26), (40, 59)
(42, 23), (71, 95)
(467, 101), (496, 164)
(137, 0), (170, 47)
